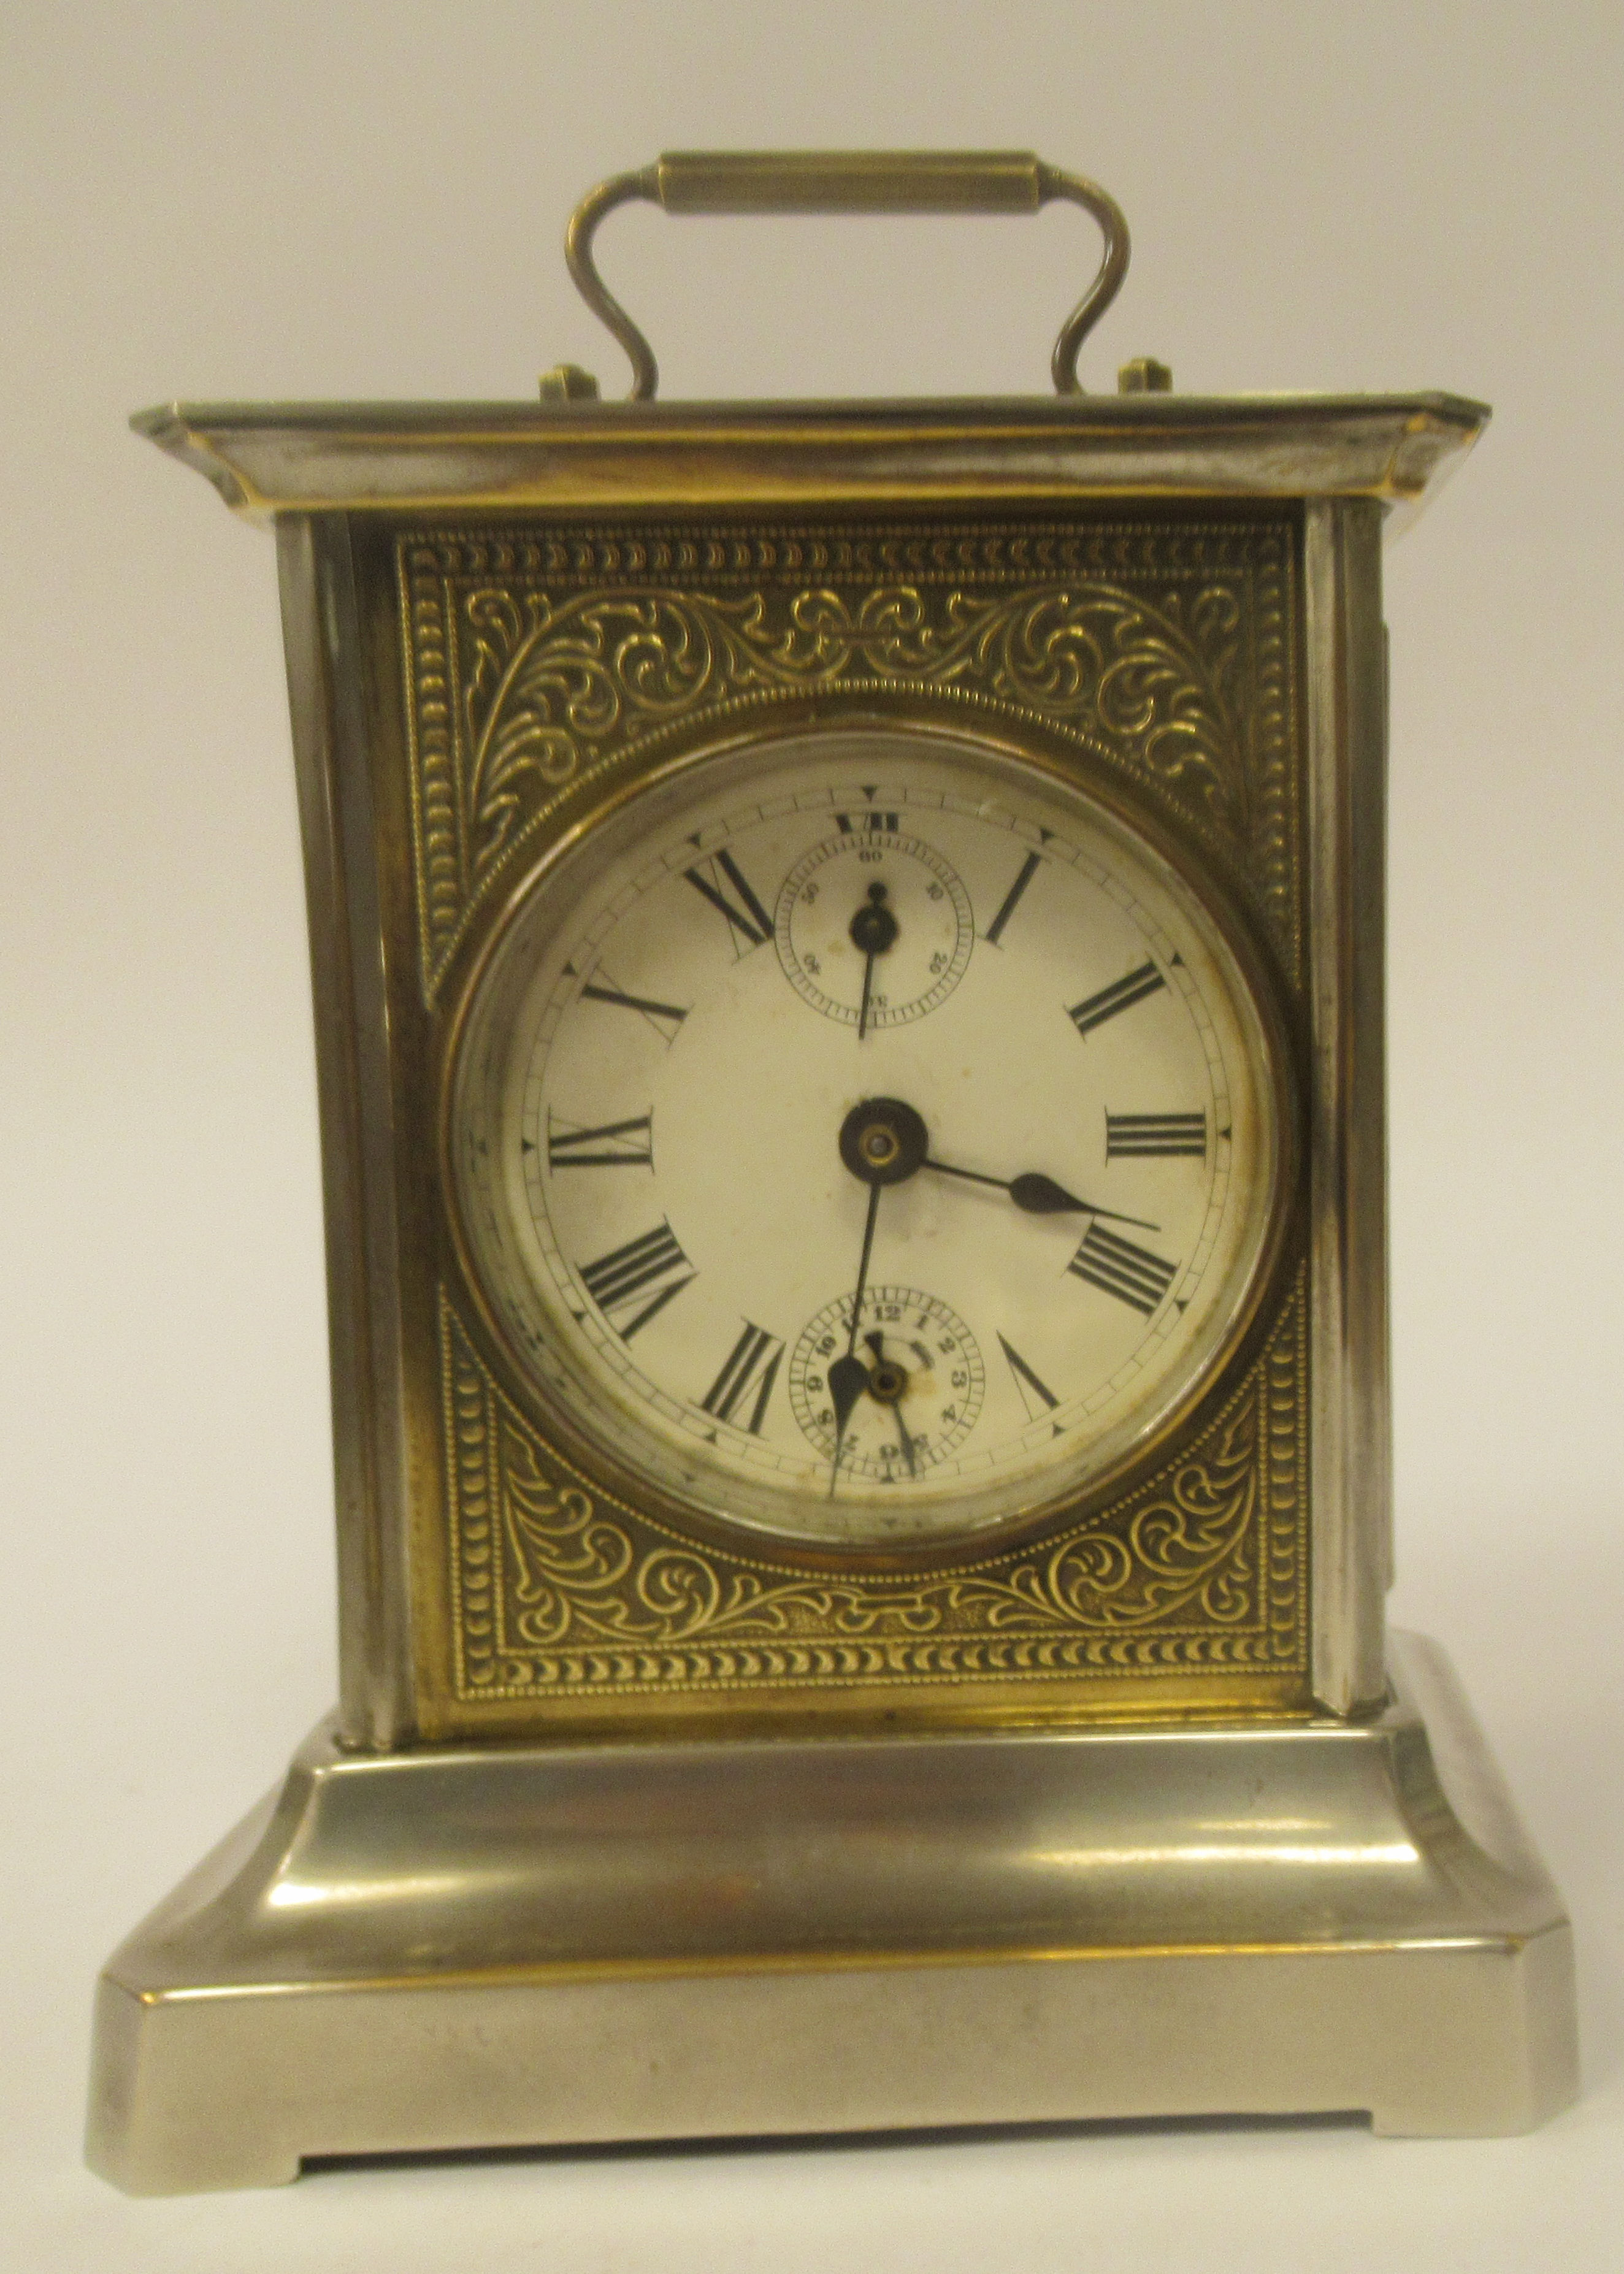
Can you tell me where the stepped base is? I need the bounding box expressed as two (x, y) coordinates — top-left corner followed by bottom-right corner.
(86, 1630), (1577, 2193)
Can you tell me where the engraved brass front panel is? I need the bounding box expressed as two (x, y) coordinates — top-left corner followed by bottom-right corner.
(381, 510), (1310, 1732)
(399, 519), (1303, 1001)
(440, 1276), (1306, 1709)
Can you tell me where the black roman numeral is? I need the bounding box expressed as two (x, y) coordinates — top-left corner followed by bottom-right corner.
(1105, 1111), (1208, 1160)
(579, 974), (689, 1043)
(997, 1332), (1061, 1423)
(546, 1111), (654, 1170)
(1068, 1223), (1178, 1316)
(578, 1220), (695, 1338)
(683, 851), (774, 951)
(982, 851), (1042, 947)
(834, 810), (899, 835)
(1068, 959), (1166, 1038)
(699, 1321), (784, 1434)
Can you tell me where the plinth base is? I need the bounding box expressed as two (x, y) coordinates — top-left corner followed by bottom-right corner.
(86, 1631), (1577, 2193)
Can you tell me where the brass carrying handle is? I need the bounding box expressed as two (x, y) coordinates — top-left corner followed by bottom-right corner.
(564, 151), (1130, 401)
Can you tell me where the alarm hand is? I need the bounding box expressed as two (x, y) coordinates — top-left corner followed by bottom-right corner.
(922, 1156), (1159, 1232)
(864, 1330), (919, 1477)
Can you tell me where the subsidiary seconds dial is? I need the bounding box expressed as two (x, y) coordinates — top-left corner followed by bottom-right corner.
(451, 726), (1287, 1550)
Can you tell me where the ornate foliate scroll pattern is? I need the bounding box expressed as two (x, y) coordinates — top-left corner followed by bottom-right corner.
(441, 1274), (1307, 1701)
(454, 583), (1239, 858)
(399, 520), (1298, 994)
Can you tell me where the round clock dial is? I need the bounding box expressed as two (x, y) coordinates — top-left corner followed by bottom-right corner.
(451, 725), (1287, 1550)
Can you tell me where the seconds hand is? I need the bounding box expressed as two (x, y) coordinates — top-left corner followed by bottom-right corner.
(849, 881), (897, 1041)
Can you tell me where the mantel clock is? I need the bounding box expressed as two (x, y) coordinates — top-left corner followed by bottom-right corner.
(87, 153), (1577, 2194)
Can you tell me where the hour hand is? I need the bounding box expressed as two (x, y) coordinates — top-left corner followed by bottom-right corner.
(1009, 1171), (1130, 1218)
(924, 1157), (1158, 1232)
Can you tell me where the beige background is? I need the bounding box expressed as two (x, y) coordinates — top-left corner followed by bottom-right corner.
(3, 1), (1620, 2265)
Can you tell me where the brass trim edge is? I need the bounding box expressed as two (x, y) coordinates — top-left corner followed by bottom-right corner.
(131, 396), (1488, 528)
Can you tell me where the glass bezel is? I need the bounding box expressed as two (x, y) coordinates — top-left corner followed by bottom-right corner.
(442, 713), (1301, 1563)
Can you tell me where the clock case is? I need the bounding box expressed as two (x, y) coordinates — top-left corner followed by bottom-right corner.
(149, 407), (1403, 1750)
(89, 166), (1576, 2187)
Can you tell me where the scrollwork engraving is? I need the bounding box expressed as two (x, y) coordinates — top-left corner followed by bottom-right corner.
(402, 518), (1296, 993)
(415, 511), (1309, 1709)
(442, 1272), (1307, 1701)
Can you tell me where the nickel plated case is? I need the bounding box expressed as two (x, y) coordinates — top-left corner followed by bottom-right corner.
(87, 153), (1576, 2194)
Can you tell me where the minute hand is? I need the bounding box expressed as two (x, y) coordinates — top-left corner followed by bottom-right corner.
(825, 1178), (884, 1491)
(922, 1157), (1159, 1232)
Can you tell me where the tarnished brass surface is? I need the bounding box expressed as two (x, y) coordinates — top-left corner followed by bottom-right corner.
(93, 156), (1578, 2200)
(431, 1285), (1308, 1728)
(395, 518), (1307, 998)
(130, 392), (1488, 529)
(137, 419), (1429, 1744)
(85, 1634), (1578, 2193)
(273, 502), (1319, 1740)
(1119, 356), (1174, 394)
(562, 151), (1130, 400)
(654, 150), (1052, 210)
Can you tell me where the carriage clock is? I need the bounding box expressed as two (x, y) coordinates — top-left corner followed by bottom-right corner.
(87, 153), (1577, 2193)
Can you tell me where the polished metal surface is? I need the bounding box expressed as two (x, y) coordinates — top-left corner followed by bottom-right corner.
(85, 1633), (1577, 2192)
(1117, 354), (1173, 392)
(1304, 500), (1393, 1712)
(129, 391), (1488, 527)
(277, 515), (417, 1745)
(95, 166), (1576, 2199)
(561, 151), (1130, 400)
(131, 392), (1479, 1748)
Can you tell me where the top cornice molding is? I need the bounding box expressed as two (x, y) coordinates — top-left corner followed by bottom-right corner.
(132, 392), (1488, 535)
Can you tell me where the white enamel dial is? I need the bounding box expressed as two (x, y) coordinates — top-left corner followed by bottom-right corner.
(451, 726), (1284, 1550)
